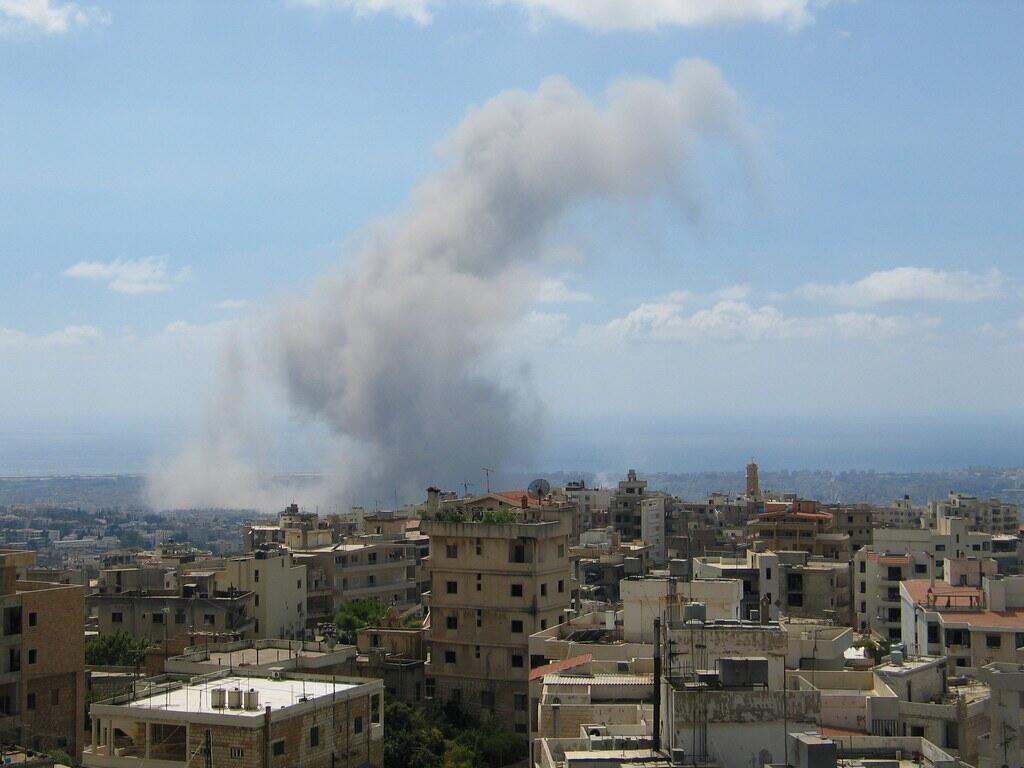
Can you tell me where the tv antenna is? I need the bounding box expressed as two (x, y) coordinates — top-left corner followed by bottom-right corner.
(483, 468), (494, 494)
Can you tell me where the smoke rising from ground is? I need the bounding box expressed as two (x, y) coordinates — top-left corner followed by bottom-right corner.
(147, 60), (751, 510)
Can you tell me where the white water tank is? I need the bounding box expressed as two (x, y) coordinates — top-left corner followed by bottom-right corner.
(228, 687), (243, 709)
(604, 611), (615, 630)
(244, 689), (260, 711)
(211, 688), (226, 709)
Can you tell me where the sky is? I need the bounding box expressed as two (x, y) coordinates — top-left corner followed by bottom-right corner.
(1, 0), (1023, 499)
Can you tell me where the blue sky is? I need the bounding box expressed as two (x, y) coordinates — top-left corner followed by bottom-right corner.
(1, 0), (1023, 484)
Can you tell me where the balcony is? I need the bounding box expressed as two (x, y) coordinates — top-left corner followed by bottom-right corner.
(82, 744), (186, 768)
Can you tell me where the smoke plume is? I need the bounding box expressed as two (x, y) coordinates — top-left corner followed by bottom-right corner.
(147, 60), (751, 510)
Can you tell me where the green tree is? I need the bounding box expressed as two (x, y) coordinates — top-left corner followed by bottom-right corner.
(334, 599), (388, 643)
(85, 631), (148, 666)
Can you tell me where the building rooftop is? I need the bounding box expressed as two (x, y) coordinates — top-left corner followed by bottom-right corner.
(116, 675), (358, 717)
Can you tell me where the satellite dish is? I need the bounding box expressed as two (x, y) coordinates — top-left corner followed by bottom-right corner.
(528, 478), (551, 498)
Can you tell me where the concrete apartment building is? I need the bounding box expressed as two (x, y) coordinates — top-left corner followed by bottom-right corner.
(639, 497), (666, 565)
(854, 515), (994, 640)
(694, 550), (852, 624)
(421, 492), (573, 731)
(901, 559), (1024, 671)
(879, 496), (927, 529)
(89, 569), (255, 643)
(823, 503), (877, 550)
(746, 500), (853, 561)
(0, 551), (87, 757)
(931, 493), (1019, 536)
(563, 481), (611, 530)
(973, 662), (1024, 768)
(84, 670), (384, 768)
(610, 470), (648, 542)
(219, 548), (307, 639)
(659, 619), (820, 768)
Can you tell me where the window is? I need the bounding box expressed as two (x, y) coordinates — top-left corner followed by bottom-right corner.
(26, 693), (35, 710)
(111, 612), (123, 624)
(175, 612), (185, 624)
(511, 584), (523, 598)
(1016, 633), (1024, 649)
(515, 723), (528, 734)
(860, 581), (866, 594)
(481, 691), (495, 709)
(476, 609), (482, 627)
(860, 602), (866, 613)
(476, 574), (482, 592)
(372, 694), (381, 724)
(914, 563), (927, 575)
(50, 689), (59, 706)
(446, 544), (458, 558)
(511, 654), (524, 668)
(230, 747), (244, 759)
(935, 544), (946, 552)
(204, 614), (215, 626)
(514, 694), (527, 711)
(476, 539), (482, 556)
(28, 613), (36, 627)
(354, 716), (363, 734)
(541, 619), (547, 630)
(510, 543), (526, 563)
(765, 568), (772, 580)
(310, 725), (320, 747)
(511, 620), (524, 633)
(541, 583), (547, 597)
(557, 544), (565, 558)
(152, 612), (164, 625)
(255, 595), (260, 606)
(272, 740), (285, 756)
(475, 645), (481, 659)
(255, 570), (260, 583)
(425, 678), (435, 699)
(859, 560), (866, 573)
(446, 581), (458, 595)
(445, 650), (457, 664)
(446, 615), (458, 630)
(987, 634), (1002, 648)
(558, 580), (565, 593)
(297, 580), (302, 589)
(28, 649), (36, 665)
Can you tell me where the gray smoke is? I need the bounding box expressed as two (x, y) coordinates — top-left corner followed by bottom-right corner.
(147, 59), (751, 510)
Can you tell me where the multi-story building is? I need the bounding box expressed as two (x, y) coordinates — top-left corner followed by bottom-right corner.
(610, 470), (648, 542)
(0, 551), (87, 757)
(973, 662), (1024, 768)
(854, 516), (994, 640)
(639, 496), (666, 565)
(823, 504), (877, 550)
(901, 558), (1024, 671)
(746, 500), (852, 560)
(563, 482), (611, 530)
(931, 493), (1019, 536)
(879, 495), (926, 529)
(694, 550), (852, 624)
(84, 669), (384, 768)
(219, 548), (307, 639)
(88, 569), (255, 643)
(421, 493), (573, 731)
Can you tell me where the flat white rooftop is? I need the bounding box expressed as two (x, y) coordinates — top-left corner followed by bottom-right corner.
(125, 676), (357, 717)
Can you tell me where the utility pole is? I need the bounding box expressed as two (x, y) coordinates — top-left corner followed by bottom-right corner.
(483, 468), (494, 494)
(653, 617), (661, 753)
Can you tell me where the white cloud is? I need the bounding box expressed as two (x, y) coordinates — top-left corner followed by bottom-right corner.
(606, 298), (927, 343)
(290, 0), (431, 24)
(0, 324), (101, 348)
(536, 277), (593, 304)
(797, 266), (1005, 306)
(63, 257), (190, 294)
(291, 0), (814, 29)
(0, 0), (108, 35)
(502, 0), (813, 31)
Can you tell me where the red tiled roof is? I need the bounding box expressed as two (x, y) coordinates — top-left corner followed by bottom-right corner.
(492, 491), (543, 508)
(529, 653), (593, 681)
(937, 609), (1024, 630)
(902, 579), (981, 605)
